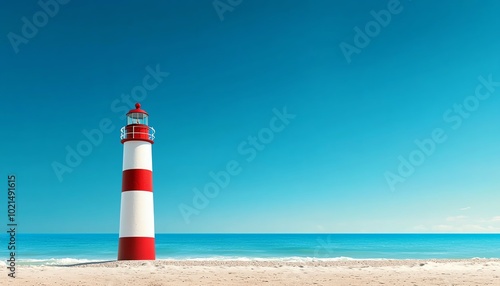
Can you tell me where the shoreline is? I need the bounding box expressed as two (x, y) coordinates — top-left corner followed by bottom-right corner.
(5, 259), (500, 285)
(64, 257), (500, 267)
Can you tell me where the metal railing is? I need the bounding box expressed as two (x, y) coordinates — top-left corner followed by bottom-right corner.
(120, 125), (155, 141)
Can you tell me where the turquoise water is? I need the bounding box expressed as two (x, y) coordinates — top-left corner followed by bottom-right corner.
(2, 234), (500, 265)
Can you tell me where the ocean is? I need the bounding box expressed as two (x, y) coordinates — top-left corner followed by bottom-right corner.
(2, 234), (500, 266)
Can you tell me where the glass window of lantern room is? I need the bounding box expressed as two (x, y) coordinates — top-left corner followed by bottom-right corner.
(127, 113), (148, 125)
(127, 113), (138, 125)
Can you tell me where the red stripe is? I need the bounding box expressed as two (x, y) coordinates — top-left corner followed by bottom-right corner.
(122, 169), (153, 192)
(118, 237), (155, 260)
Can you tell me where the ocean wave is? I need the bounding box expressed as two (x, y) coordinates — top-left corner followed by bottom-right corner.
(11, 256), (388, 266)
(157, 256), (387, 262)
(16, 256), (499, 266)
(17, 258), (103, 266)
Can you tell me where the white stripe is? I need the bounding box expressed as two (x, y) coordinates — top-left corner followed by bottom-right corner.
(119, 191), (155, 238)
(123, 141), (152, 171)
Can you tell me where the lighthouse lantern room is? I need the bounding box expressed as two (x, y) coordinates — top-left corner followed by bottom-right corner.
(121, 103), (155, 143)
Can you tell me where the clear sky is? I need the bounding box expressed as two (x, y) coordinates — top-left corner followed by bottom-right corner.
(1, 0), (500, 233)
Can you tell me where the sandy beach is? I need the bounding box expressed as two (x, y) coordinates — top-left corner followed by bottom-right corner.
(3, 259), (500, 285)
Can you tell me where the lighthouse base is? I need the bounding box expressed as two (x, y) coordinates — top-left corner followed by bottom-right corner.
(118, 237), (156, 260)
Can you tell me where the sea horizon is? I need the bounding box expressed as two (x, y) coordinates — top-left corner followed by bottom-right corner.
(3, 233), (500, 266)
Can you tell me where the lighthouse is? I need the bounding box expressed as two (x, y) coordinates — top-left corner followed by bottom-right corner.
(118, 103), (156, 260)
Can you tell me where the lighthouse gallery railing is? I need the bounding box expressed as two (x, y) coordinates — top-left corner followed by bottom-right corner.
(120, 125), (155, 141)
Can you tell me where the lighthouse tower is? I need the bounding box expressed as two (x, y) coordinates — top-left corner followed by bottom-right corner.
(118, 103), (156, 260)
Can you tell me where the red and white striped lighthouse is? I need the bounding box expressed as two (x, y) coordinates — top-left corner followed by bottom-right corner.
(118, 103), (156, 260)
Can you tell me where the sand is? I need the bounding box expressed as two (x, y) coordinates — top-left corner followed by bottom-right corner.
(3, 259), (500, 285)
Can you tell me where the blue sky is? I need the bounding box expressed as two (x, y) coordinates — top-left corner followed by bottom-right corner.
(1, 0), (500, 233)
